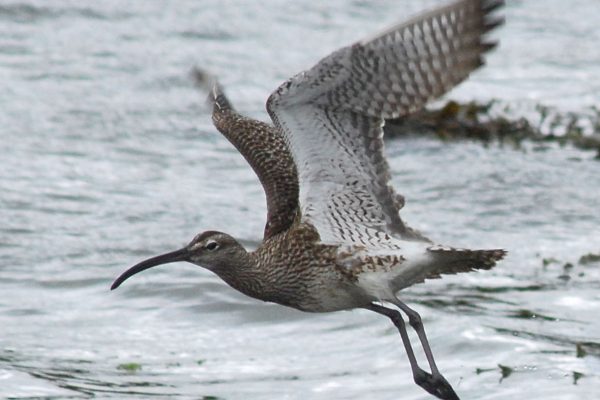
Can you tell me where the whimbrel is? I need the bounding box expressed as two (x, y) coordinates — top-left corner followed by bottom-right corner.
(112, 1), (505, 399)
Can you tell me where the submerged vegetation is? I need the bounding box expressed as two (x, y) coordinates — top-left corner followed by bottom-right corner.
(385, 100), (600, 159)
(579, 252), (600, 265)
(117, 362), (142, 372)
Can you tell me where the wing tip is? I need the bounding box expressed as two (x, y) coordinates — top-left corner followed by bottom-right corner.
(483, 16), (505, 33)
(482, 0), (505, 15)
(481, 0), (505, 36)
(478, 1), (504, 66)
(190, 67), (233, 113)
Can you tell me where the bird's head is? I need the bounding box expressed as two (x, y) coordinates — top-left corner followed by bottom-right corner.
(110, 231), (247, 290)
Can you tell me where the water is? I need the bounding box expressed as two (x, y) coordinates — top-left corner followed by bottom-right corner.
(1, 1), (599, 399)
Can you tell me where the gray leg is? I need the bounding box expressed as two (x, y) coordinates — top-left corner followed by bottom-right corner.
(392, 299), (440, 376)
(365, 303), (459, 400)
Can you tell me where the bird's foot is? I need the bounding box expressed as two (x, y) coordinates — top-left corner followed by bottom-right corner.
(414, 369), (460, 400)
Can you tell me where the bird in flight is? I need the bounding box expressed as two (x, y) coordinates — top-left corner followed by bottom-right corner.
(112, 1), (505, 399)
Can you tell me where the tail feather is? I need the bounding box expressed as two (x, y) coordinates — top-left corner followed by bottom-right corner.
(426, 246), (506, 279)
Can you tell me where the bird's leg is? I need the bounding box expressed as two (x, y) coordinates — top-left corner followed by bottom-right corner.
(392, 299), (440, 375)
(392, 299), (459, 400)
(365, 303), (459, 400)
(365, 303), (421, 376)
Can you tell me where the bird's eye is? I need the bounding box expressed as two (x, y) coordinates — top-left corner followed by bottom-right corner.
(205, 241), (219, 251)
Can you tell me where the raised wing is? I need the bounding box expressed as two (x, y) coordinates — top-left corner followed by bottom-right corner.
(192, 69), (299, 239)
(267, 0), (502, 247)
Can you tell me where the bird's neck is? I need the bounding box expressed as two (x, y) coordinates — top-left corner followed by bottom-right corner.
(213, 251), (269, 302)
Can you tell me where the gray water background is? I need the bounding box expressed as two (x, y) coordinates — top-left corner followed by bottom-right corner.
(1, 1), (600, 399)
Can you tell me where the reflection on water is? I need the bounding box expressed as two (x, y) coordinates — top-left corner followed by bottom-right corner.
(1, 1), (599, 399)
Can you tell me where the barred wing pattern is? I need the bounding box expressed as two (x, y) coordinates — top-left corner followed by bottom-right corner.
(193, 70), (299, 239)
(267, 0), (502, 248)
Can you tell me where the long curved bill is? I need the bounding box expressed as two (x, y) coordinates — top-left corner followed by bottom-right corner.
(111, 247), (189, 290)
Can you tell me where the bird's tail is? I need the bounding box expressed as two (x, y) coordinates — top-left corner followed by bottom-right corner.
(425, 246), (506, 279)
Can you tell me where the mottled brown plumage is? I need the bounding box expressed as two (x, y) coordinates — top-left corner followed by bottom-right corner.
(112, 2), (506, 399)
(192, 71), (299, 239)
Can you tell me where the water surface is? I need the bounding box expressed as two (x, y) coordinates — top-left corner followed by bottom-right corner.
(1, 1), (599, 399)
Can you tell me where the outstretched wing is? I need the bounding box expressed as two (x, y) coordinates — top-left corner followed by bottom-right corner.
(267, 0), (503, 247)
(193, 69), (299, 239)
